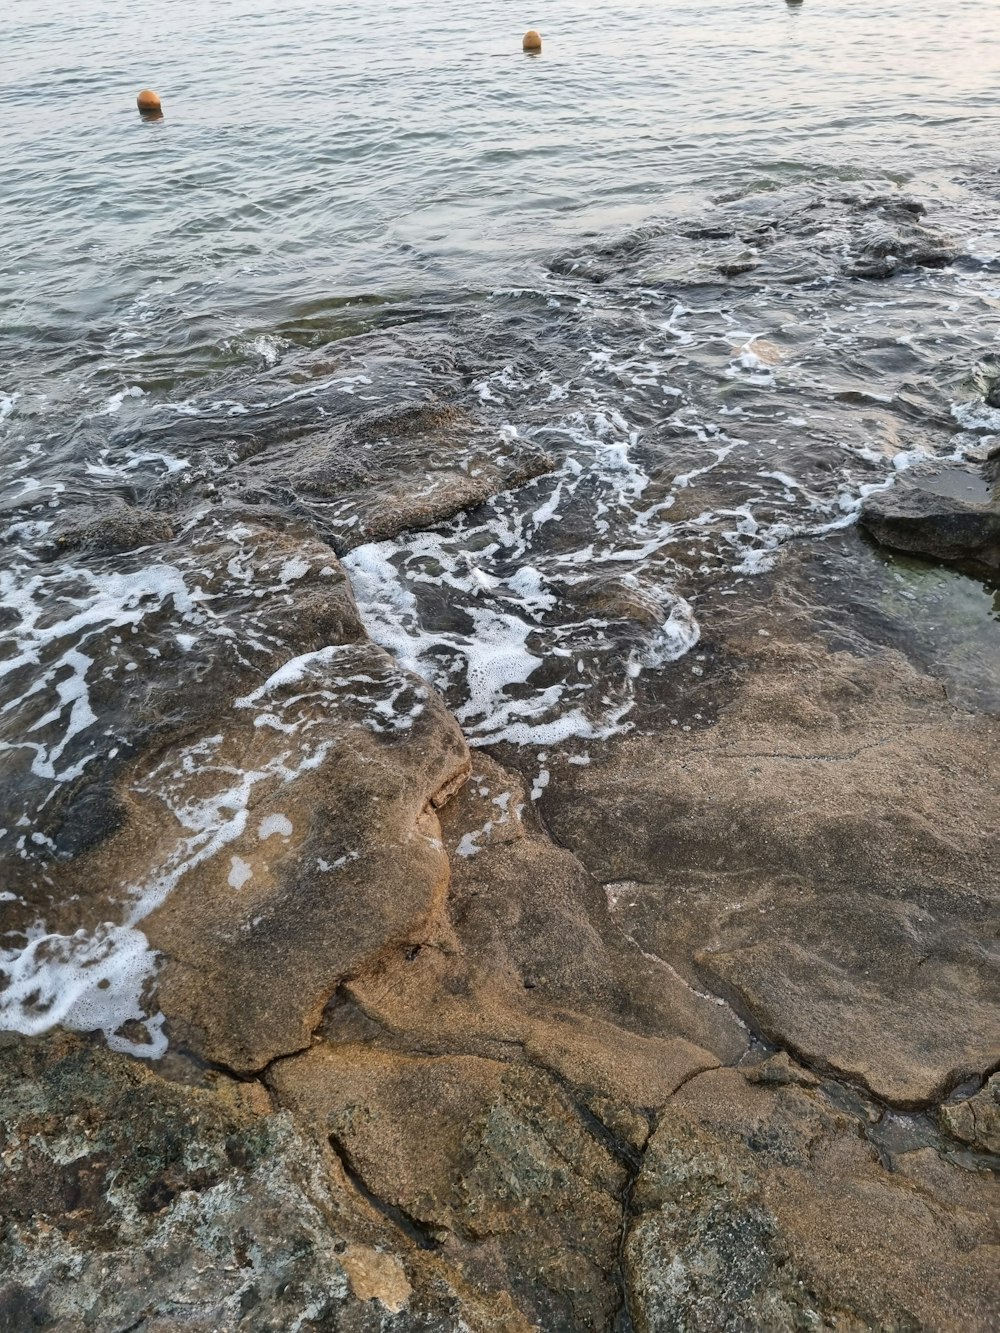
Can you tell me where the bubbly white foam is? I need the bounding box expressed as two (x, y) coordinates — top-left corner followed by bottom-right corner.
(0, 923), (166, 1058)
(102, 385), (145, 416)
(259, 813), (293, 840)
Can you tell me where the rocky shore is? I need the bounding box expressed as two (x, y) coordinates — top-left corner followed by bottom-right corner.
(1, 187), (999, 1329)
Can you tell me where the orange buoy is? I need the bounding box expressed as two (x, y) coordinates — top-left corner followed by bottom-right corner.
(136, 89), (162, 115)
(522, 29), (542, 52)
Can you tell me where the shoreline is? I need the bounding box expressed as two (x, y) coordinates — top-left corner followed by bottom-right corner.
(1, 180), (999, 1329)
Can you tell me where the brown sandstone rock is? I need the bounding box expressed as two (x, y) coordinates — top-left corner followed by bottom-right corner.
(270, 1041), (628, 1331)
(303, 750), (735, 1131)
(2, 509), (470, 1072)
(625, 1067), (1000, 1331)
(538, 633), (1000, 1106)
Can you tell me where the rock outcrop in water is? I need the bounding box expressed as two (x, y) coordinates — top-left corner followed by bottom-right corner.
(225, 401), (555, 554)
(860, 465), (1000, 571)
(1, 186), (998, 1330)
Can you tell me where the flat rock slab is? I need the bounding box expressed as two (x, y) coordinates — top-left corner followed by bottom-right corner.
(538, 634), (1000, 1107)
(0, 1034), (519, 1332)
(626, 1067), (1000, 1331)
(860, 466), (1000, 569)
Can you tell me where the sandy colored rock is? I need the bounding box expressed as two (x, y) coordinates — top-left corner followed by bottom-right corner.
(744, 1049), (820, 1088)
(625, 1067), (1000, 1331)
(938, 1074), (1000, 1156)
(540, 631), (1000, 1106)
(270, 1041), (628, 1330)
(340, 1246), (412, 1313)
(2, 510), (470, 1071)
(435, 755), (747, 1064)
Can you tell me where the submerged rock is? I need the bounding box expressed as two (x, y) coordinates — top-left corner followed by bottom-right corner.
(1, 507), (470, 1070)
(47, 502), (176, 556)
(225, 400), (555, 554)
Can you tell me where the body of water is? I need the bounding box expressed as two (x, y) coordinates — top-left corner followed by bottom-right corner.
(0, 0), (998, 1048)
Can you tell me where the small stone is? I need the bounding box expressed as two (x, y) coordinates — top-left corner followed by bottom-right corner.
(744, 1050), (820, 1088)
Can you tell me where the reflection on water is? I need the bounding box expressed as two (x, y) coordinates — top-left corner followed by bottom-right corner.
(1, 0), (998, 413)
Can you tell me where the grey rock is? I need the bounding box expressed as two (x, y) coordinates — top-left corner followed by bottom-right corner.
(938, 1074), (1000, 1156)
(225, 401), (555, 554)
(860, 471), (1000, 569)
(0, 1034), (519, 1332)
(48, 502), (175, 555)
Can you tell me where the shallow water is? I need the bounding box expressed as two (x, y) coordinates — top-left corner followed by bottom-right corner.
(2, 0), (998, 404)
(1, 0), (999, 1049)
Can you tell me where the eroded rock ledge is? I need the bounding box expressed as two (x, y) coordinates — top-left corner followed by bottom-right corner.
(2, 383), (998, 1328)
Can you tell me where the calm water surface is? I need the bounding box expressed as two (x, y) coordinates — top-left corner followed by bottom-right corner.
(1, 0), (998, 403)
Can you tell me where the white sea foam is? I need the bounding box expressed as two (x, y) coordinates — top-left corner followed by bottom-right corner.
(102, 385), (145, 415)
(952, 398), (1000, 434)
(0, 523), (435, 1053)
(228, 855), (253, 889)
(0, 923), (166, 1058)
(0, 562), (195, 783)
(642, 596), (701, 665)
(259, 813), (293, 840)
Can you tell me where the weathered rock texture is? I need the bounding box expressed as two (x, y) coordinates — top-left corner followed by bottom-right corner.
(0, 1033), (521, 1332)
(860, 467), (1000, 569)
(2, 282), (999, 1328)
(3, 507), (470, 1072)
(626, 1068), (1000, 1331)
(939, 1074), (1000, 1157)
(536, 618), (1000, 1109)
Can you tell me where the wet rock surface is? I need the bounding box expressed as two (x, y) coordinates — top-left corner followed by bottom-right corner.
(860, 465), (1000, 570)
(1, 504), (470, 1069)
(2, 182), (999, 1329)
(224, 401), (556, 555)
(939, 1074), (1000, 1157)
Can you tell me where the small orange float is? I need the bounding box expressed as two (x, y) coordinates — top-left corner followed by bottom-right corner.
(136, 89), (162, 115)
(522, 29), (542, 52)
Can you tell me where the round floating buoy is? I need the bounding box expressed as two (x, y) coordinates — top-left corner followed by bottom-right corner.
(522, 29), (542, 52)
(136, 89), (162, 115)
